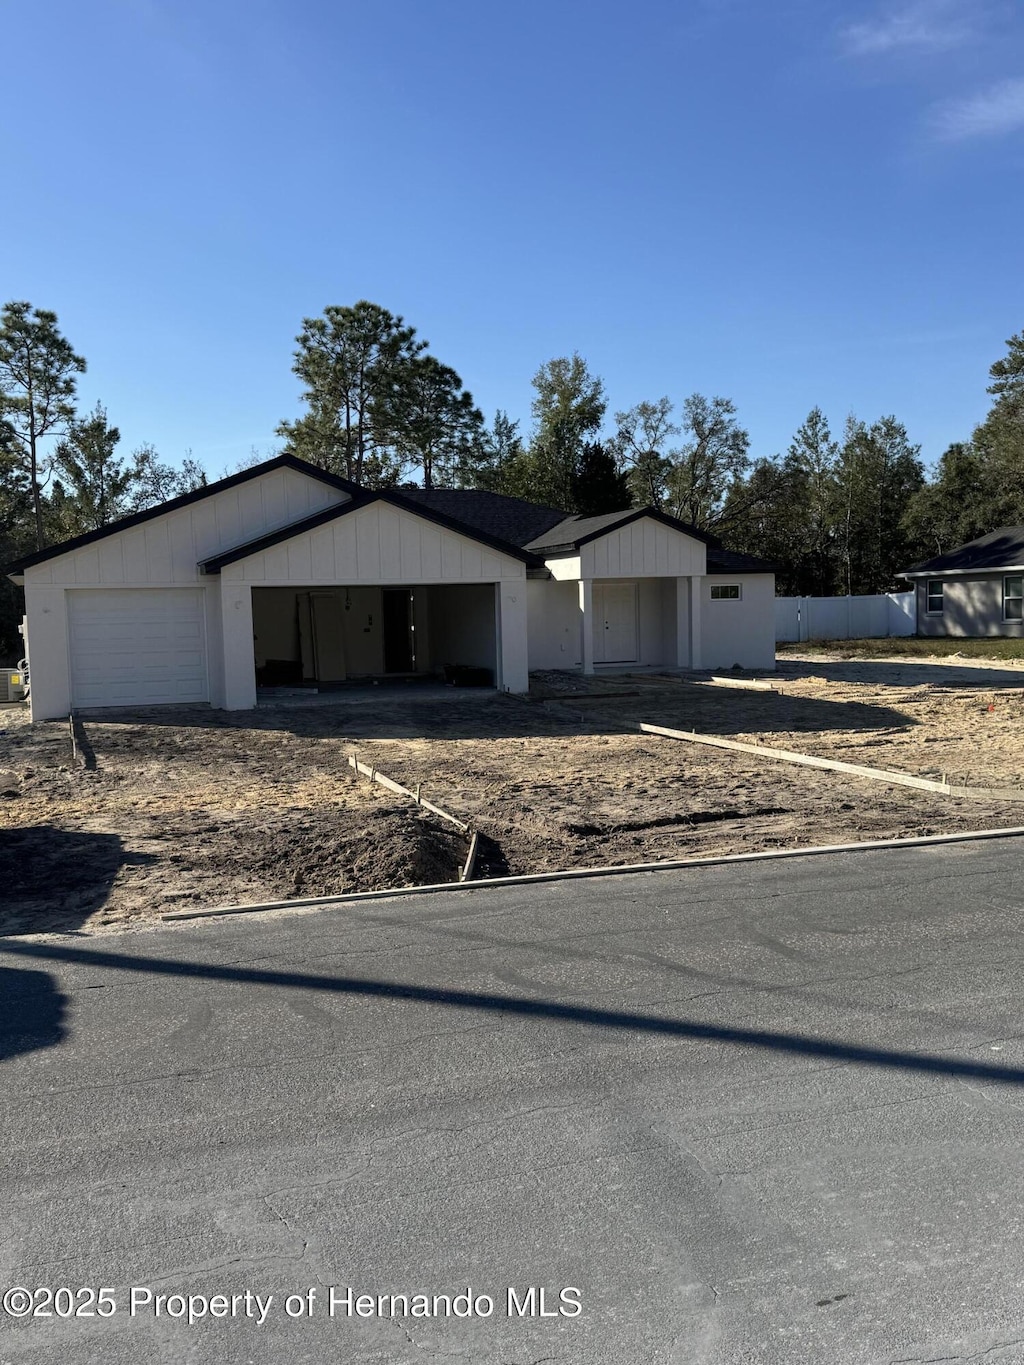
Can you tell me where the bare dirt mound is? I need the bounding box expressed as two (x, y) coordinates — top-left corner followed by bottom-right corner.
(178, 805), (465, 901)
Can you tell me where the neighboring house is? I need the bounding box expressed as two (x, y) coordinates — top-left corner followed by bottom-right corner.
(5, 455), (776, 721)
(901, 528), (1024, 638)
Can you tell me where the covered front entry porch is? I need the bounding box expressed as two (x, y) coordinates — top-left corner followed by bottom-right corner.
(527, 575), (703, 675)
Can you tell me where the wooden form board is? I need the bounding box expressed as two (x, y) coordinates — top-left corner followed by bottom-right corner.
(637, 722), (1024, 803)
(348, 754), (470, 830)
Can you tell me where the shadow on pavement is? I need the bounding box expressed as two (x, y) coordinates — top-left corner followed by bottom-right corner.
(0, 965), (67, 1061)
(3, 938), (1022, 1087)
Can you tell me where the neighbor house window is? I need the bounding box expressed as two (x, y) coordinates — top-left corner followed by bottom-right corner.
(1004, 576), (1023, 621)
(926, 580), (944, 614)
(710, 584), (741, 600)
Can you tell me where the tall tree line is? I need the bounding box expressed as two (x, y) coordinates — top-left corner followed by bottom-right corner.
(0, 300), (205, 660)
(282, 304), (1024, 594)
(5, 294), (1024, 659)
(724, 332), (1024, 594)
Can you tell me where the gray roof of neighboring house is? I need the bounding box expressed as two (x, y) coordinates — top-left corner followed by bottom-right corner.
(901, 527), (1024, 576)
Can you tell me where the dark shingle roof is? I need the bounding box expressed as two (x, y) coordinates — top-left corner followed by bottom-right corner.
(525, 509), (640, 552)
(524, 506), (716, 554)
(901, 527), (1024, 576)
(398, 489), (568, 549)
(705, 546), (776, 574)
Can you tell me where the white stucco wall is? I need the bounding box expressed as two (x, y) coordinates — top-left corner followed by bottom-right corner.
(701, 574), (776, 670)
(545, 556), (581, 581)
(495, 583), (529, 693)
(635, 578), (672, 666)
(527, 579), (582, 669)
(22, 582), (73, 721)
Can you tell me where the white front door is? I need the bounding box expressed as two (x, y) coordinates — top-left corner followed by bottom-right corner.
(593, 583), (639, 663)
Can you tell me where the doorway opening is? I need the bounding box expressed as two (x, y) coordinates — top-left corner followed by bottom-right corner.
(382, 588), (416, 673)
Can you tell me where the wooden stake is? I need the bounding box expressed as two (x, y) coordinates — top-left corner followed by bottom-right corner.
(460, 830), (480, 883)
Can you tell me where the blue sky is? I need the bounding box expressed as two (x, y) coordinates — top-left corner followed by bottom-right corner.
(4, 0), (1023, 479)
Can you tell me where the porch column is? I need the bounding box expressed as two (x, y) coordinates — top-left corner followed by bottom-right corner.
(220, 576), (257, 710)
(688, 574), (703, 670)
(579, 578), (595, 675)
(495, 581), (528, 693)
(674, 577), (689, 669)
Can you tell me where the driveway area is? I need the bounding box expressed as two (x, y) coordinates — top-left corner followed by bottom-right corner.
(2, 659), (1024, 932)
(2, 837), (1024, 1363)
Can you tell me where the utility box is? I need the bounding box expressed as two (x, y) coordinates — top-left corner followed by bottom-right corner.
(0, 669), (26, 702)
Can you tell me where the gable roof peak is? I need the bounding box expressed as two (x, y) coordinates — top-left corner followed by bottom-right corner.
(5, 452), (358, 576)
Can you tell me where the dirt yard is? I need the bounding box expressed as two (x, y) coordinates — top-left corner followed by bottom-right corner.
(2, 652), (1023, 935)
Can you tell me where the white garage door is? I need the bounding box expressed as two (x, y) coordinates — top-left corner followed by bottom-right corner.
(68, 589), (209, 708)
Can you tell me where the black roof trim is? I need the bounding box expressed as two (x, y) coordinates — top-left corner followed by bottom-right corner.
(4, 454), (361, 575)
(199, 486), (547, 573)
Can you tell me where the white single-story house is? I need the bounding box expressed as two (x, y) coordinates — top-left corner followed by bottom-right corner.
(6, 454), (776, 721)
(901, 527), (1024, 638)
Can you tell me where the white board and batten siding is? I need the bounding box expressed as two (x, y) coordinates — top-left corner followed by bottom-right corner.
(580, 518), (706, 580)
(26, 467), (347, 588)
(68, 589), (208, 707)
(221, 501), (528, 586)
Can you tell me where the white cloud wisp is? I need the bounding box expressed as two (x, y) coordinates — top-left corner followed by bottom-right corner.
(841, 0), (976, 57)
(931, 76), (1024, 140)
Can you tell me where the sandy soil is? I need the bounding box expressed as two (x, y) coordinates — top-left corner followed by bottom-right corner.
(1, 654), (1022, 935)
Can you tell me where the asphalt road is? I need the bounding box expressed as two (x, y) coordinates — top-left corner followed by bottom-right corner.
(2, 837), (1024, 1364)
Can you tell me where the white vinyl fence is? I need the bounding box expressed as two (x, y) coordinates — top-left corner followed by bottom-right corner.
(775, 591), (916, 643)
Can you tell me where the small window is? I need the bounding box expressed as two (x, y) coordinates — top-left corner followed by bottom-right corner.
(926, 580), (944, 614)
(710, 584), (741, 600)
(1004, 576), (1023, 621)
